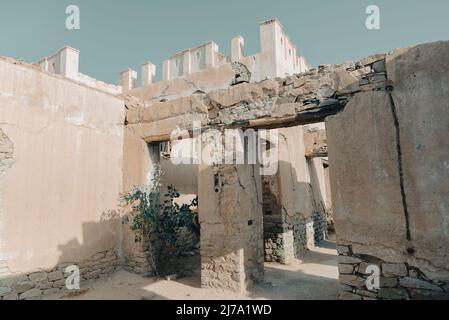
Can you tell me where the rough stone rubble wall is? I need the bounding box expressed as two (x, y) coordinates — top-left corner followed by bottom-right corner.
(262, 180), (328, 264)
(0, 248), (121, 300)
(124, 48), (384, 142)
(337, 244), (449, 300)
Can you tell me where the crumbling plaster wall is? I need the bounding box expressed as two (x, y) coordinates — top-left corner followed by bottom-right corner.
(327, 41), (449, 299)
(0, 58), (125, 275)
(198, 163), (264, 293)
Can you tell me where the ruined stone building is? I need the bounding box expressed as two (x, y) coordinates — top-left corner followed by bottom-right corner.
(0, 18), (448, 300)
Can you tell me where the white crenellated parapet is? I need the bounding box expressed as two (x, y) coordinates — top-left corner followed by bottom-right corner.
(120, 68), (137, 93)
(259, 18), (310, 77)
(231, 36), (245, 62)
(141, 62), (156, 87)
(121, 18), (309, 90)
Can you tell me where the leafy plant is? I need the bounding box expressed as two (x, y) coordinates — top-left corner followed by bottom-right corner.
(121, 167), (199, 275)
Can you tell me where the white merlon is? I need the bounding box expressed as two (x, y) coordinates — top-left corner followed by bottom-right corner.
(183, 50), (191, 77)
(231, 36), (245, 62)
(34, 46), (121, 95)
(205, 41), (219, 68)
(36, 46), (79, 80)
(120, 69), (137, 93)
(142, 62), (156, 87)
(162, 60), (170, 81)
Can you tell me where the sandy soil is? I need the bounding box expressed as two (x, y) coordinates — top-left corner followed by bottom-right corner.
(44, 238), (338, 300)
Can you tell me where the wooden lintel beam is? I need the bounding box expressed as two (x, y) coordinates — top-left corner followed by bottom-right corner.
(144, 102), (343, 143)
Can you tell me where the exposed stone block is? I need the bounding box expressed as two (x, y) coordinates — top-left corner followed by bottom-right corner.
(19, 288), (42, 300)
(339, 275), (367, 288)
(380, 277), (398, 288)
(37, 281), (52, 290)
(52, 279), (66, 288)
(408, 289), (449, 300)
(338, 256), (362, 264)
(381, 263), (408, 277)
(2, 293), (18, 300)
(356, 289), (378, 299)
(336, 245), (350, 255)
(13, 280), (36, 293)
(339, 284), (354, 293)
(43, 288), (61, 296)
(357, 262), (375, 275)
(339, 291), (362, 300)
(28, 272), (47, 282)
(0, 286), (11, 296)
(372, 60), (386, 73)
(378, 288), (409, 300)
(47, 270), (63, 282)
(338, 264), (354, 275)
(399, 277), (443, 292)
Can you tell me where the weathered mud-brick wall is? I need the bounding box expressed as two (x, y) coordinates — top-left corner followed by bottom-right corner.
(327, 41), (449, 300)
(199, 163), (264, 293)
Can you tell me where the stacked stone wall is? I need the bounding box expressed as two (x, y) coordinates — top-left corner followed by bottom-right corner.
(338, 244), (449, 300)
(0, 248), (121, 300)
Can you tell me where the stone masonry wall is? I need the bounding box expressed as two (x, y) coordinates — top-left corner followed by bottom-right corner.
(262, 175), (293, 264)
(0, 248), (121, 300)
(262, 178), (328, 263)
(123, 226), (200, 278)
(338, 244), (449, 300)
(293, 211), (328, 255)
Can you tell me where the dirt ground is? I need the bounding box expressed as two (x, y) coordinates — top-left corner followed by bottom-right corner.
(44, 237), (339, 300)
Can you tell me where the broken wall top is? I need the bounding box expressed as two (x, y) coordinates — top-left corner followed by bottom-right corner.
(124, 49), (391, 141)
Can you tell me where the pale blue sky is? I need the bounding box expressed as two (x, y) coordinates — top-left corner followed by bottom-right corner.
(1, 0), (448, 84)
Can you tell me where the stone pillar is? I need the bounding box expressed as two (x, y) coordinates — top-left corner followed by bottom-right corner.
(231, 36), (245, 62)
(141, 62), (156, 87)
(198, 163), (264, 293)
(120, 69), (137, 93)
